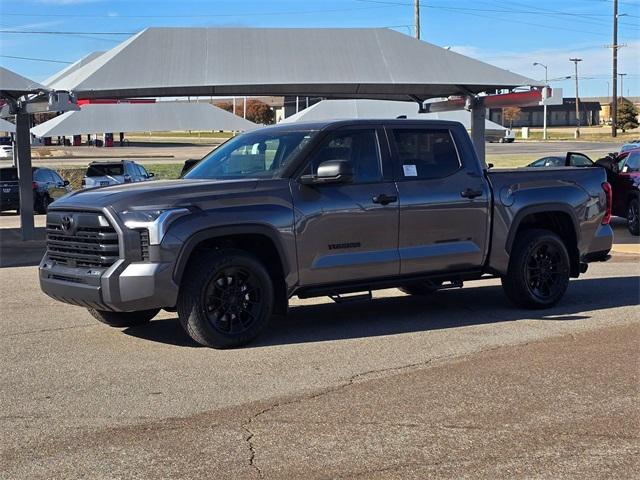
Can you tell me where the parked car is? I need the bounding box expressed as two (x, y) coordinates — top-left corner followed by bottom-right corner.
(527, 152), (594, 168)
(0, 166), (72, 213)
(40, 120), (612, 349)
(82, 160), (154, 188)
(595, 148), (640, 235)
(486, 128), (515, 143)
(0, 145), (13, 159)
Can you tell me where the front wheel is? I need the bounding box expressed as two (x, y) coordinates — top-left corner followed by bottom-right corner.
(177, 249), (274, 349)
(502, 229), (570, 309)
(627, 198), (639, 236)
(88, 308), (160, 327)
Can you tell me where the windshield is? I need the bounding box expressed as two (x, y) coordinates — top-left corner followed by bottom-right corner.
(184, 129), (317, 180)
(86, 164), (124, 177)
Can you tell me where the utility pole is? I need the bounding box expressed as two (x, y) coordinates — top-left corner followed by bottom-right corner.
(570, 58), (582, 138)
(414, 0), (420, 39)
(533, 62), (548, 140)
(612, 0), (618, 137)
(618, 73), (627, 100)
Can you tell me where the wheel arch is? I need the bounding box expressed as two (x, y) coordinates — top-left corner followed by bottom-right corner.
(506, 204), (580, 277)
(173, 225), (290, 315)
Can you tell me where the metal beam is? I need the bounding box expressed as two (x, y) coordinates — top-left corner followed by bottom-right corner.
(469, 97), (487, 169)
(15, 112), (35, 240)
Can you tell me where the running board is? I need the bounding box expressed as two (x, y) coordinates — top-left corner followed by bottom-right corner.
(436, 280), (464, 290)
(329, 291), (373, 304)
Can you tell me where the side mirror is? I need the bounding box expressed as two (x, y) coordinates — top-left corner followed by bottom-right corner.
(299, 160), (354, 185)
(63, 180), (70, 186)
(148, 172), (155, 178)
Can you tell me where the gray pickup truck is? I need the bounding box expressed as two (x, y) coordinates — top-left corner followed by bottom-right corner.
(39, 120), (613, 348)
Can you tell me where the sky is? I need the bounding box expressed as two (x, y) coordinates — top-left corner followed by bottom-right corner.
(1, 0), (639, 98)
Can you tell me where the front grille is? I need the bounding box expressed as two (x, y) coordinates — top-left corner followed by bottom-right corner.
(46, 211), (120, 268)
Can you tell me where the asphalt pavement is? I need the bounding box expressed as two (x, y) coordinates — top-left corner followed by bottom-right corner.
(1, 220), (638, 478)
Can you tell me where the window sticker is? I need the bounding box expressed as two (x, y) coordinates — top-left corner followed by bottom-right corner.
(403, 164), (417, 177)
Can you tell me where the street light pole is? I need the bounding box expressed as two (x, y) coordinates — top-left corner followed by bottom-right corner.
(414, 0), (420, 39)
(533, 62), (548, 140)
(570, 58), (582, 138)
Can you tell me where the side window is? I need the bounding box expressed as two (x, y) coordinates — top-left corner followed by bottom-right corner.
(33, 169), (47, 182)
(51, 171), (63, 183)
(392, 129), (460, 179)
(623, 151), (640, 172)
(306, 129), (382, 184)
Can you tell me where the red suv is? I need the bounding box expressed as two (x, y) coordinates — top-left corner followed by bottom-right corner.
(608, 149), (640, 235)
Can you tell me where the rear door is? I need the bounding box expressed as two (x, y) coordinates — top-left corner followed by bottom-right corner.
(388, 125), (490, 274)
(291, 126), (399, 286)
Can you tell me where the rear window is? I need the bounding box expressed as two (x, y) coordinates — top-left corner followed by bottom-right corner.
(86, 164), (124, 177)
(0, 168), (18, 181)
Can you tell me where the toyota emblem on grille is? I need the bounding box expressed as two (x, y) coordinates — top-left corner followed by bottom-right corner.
(61, 215), (74, 233)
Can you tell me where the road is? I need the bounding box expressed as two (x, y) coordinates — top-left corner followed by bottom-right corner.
(0, 215), (638, 478)
(0, 140), (624, 168)
(486, 140), (619, 157)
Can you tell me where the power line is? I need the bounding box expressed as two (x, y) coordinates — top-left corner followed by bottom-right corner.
(0, 54), (72, 64)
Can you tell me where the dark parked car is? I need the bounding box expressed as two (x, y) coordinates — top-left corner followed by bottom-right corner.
(596, 148), (640, 235)
(40, 120), (612, 349)
(0, 167), (72, 214)
(527, 152), (594, 168)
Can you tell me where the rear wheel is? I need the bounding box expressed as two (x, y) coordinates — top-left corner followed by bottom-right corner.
(177, 249), (274, 349)
(35, 194), (51, 214)
(89, 308), (160, 327)
(502, 229), (570, 309)
(627, 198), (639, 236)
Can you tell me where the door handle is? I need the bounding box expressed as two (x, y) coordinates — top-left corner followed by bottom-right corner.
(460, 188), (483, 199)
(372, 194), (398, 205)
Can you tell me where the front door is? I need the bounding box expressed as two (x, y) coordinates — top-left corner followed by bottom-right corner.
(388, 126), (490, 274)
(291, 127), (399, 286)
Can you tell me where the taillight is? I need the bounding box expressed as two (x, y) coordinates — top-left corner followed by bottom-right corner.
(32, 182), (37, 190)
(601, 182), (612, 225)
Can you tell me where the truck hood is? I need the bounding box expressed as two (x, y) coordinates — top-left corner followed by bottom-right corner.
(50, 178), (259, 212)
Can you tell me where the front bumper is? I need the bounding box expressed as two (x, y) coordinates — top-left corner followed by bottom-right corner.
(40, 259), (179, 312)
(39, 207), (179, 312)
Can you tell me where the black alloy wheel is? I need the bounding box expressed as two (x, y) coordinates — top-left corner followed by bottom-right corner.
(203, 266), (264, 335)
(627, 198), (639, 236)
(524, 241), (568, 302)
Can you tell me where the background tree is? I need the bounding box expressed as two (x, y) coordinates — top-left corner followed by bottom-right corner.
(502, 107), (522, 129)
(214, 100), (275, 125)
(617, 100), (639, 133)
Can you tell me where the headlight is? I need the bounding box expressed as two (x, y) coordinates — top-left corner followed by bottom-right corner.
(119, 208), (190, 245)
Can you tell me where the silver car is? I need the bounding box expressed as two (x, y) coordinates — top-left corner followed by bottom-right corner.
(82, 160), (154, 188)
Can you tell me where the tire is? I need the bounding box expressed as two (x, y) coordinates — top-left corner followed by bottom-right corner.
(501, 229), (570, 309)
(627, 198), (639, 236)
(399, 280), (442, 296)
(88, 308), (160, 328)
(177, 248), (274, 349)
(498, 137), (505, 143)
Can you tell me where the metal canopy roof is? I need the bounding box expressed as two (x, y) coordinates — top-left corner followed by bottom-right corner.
(49, 27), (541, 100)
(31, 102), (257, 137)
(0, 66), (47, 97)
(280, 99), (507, 131)
(43, 51), (105, 87)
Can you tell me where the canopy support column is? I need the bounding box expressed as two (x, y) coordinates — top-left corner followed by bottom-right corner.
(15, 112), (35, 240)
(469, 97), (486, 168)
